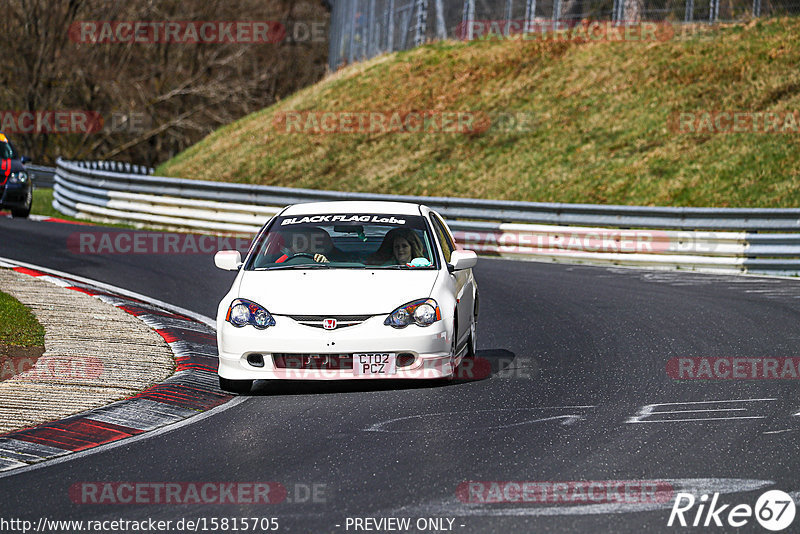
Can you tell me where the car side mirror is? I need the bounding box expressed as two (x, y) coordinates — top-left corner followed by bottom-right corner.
(215, 250), (242, 270)
(448, 250), (477, 272)
(20, 156), (31, 164)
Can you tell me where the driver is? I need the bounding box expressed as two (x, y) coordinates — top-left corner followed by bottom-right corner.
(276, 227), (341, 263)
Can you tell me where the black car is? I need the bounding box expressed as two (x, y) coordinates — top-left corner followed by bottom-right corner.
(0, 133), (33, 218)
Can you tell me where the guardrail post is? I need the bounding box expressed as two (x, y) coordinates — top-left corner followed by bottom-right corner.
(435, 0), (447, 39)
(367, 0), (377, 58)
(386, 0), (395, 51)
(413, 0), (428, 47)
(685, 0), (694, 21)
(347, 0), (357, 65)
(462, 0), (475, 39)
(524, 0), (537, 32)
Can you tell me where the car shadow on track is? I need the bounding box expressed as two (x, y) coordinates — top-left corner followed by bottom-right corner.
(245, 348), (522, 396)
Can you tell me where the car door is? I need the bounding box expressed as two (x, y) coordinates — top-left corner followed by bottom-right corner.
(429, 211), (475, 351)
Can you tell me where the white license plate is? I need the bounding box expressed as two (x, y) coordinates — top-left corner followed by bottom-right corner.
(353, 353), (396, 375)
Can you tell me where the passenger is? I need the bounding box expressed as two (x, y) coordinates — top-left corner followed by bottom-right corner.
(370, 229), (426, 265)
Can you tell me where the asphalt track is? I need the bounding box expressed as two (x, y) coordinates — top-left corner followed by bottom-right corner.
(2, 216), (800, 533)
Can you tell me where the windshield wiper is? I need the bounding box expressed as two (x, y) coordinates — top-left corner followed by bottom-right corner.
(257, 263), (332, 271)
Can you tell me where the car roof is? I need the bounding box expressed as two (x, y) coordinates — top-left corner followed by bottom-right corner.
(281, 201), (425, 216)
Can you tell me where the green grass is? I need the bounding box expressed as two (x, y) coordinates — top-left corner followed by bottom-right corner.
(157, 18), (800, 207)
(0, 289), (44, 347)
(30, 188), (68, 219)
(31, 188), (137, 229)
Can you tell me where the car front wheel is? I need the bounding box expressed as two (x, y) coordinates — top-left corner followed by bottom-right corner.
(11, 189), (32, 218)
(467, 306), (478, 359)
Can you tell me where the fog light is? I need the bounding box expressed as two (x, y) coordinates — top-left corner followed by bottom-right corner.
(247, 353), (265, 367)
(397, 353), (416, 367)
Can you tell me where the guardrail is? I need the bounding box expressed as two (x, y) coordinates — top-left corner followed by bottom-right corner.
(27, 165), (56, 188)
(53, 158), (800, 276)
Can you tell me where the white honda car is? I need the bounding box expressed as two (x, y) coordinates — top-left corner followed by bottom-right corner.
(214, 201), (478, 393)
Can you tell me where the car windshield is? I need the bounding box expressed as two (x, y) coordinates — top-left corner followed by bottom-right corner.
(246, 213), (438, 270)
(0, 141), (17, 159)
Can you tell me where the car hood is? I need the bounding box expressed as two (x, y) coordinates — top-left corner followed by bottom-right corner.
(0, 159), (24, 173)
(235, 269), (440, 315)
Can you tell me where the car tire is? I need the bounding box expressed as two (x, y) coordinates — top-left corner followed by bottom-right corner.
(219, 376), (253, 394)
(466, 316), (477, 360)
(444, 316), (460, 381)
(451, 313), (478, 382)
(11, 189), (32, 218)
(469, 295), (478, 359)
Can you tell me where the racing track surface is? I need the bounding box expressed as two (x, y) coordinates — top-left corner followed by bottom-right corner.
(2, 216), (800, 533)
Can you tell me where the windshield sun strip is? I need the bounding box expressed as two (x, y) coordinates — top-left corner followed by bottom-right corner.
(244, 213), (440, 271)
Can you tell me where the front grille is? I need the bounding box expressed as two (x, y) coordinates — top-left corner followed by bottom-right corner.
(284, 315), (373, 329)
(273, 353), (353, 370)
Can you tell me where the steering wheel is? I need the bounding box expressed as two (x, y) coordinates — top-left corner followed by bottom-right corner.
(281, 252), (317, 264)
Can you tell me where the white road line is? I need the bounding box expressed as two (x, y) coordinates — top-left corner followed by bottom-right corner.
(642, 398), (777, 406)
(365, 407), (596, 433)
(628, 416), (766, 423)
(649, 408), (746, 414)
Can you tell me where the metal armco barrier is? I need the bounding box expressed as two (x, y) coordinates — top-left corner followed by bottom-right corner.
(54, 158), (800, 276)
(27, 165), (56, 188)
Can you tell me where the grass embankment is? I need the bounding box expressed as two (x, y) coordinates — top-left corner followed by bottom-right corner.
(30, 188), (63, 219)
(0, 290), (44, 347)
(157, 17), (800, 207)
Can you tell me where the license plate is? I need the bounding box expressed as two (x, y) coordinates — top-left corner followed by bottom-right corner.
(353, 353), (396, 375)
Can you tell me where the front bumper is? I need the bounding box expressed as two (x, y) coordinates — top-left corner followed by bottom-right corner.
(217, 315), (454, 380)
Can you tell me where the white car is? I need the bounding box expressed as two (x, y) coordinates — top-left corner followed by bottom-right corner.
(214, 201), (478, 393)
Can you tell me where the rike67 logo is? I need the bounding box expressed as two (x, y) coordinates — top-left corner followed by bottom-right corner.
(668, 490), (796, 531)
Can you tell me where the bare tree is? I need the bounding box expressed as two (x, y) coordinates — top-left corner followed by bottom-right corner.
(623, 0), (643, 22)
(0, 0), (330, 166)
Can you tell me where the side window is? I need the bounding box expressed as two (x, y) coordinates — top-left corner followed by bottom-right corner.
(430, 213), (455, 263)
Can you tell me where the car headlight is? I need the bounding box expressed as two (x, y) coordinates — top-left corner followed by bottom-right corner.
(384, 298), (441, 328)
(226, 299), (275, 329)
(8, 172), (28, 184)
